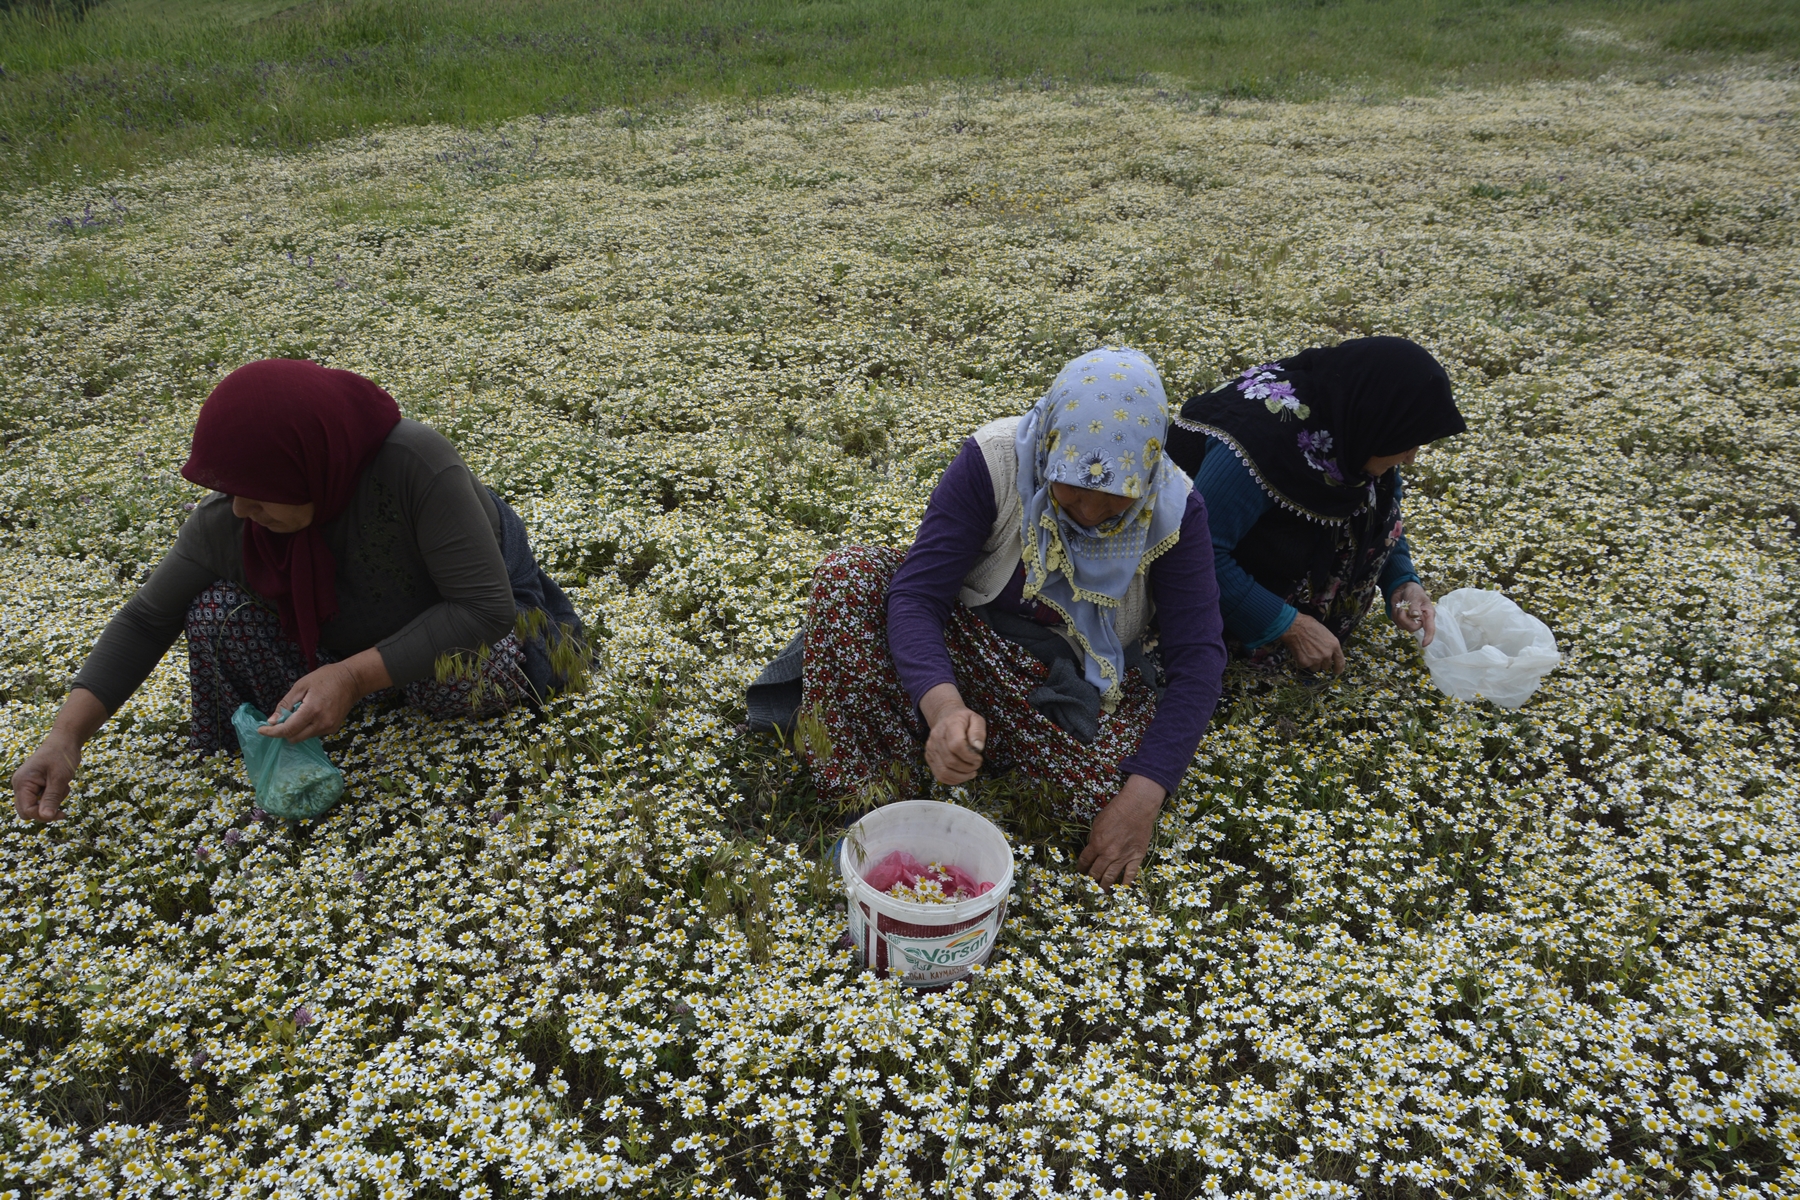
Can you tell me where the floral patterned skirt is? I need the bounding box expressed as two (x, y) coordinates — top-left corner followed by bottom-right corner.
(799, 546), (1159, 822)
(185, 580), (531, 754)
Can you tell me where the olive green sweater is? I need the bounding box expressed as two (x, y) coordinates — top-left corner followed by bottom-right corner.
(73, 420), (515, 710)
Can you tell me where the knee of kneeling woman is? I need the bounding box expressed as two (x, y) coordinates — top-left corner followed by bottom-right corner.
(810, 544), (902, 591)
(815, 544), (880, 570)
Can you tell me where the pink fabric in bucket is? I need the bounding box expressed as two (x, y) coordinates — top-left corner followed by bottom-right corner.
(863, 850), (994, 899)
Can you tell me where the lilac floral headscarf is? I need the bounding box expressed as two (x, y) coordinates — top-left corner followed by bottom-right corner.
(1014, 348), (1190, 708)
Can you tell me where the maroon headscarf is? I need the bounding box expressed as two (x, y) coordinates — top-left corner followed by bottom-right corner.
(181, 360), (402, 668)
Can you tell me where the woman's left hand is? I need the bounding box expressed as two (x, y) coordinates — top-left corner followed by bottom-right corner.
(1389, 582), (1437, 647)
(1077, 774), (1167, 887)
(258, 648), (392, 742)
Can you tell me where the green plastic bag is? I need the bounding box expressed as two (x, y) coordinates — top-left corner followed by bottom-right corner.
(231, 703), (345, 820)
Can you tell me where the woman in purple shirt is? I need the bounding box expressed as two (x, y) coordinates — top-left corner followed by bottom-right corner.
(754, 349), (1227, 886)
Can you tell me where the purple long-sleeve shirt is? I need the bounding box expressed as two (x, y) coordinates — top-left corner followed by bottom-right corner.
(886, 438), (1228, 797)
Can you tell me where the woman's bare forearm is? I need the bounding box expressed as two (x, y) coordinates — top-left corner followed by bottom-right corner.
(50, 687), (111, 748)
(918, 682), (966, 728)
(341, 646), (393, 697)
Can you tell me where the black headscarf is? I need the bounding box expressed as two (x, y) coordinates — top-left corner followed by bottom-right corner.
(1170, 337), (1466, 523)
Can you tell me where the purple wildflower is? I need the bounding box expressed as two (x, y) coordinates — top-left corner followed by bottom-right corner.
(291, 1007), (315, 1028)
(223, 828), (242, 847)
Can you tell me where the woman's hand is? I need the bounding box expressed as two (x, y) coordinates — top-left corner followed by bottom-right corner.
(258, 648), (392, 743)
(1077, 774), (1167, 887)
(12, 687), (109, 823)
(918, 683), (986, 785)
(1280, 613), (1345, 674)
(1388, 582), (1437, 647)
(13, 735), (82, 823)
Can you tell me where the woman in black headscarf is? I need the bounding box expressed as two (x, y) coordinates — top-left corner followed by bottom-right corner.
(1164, 337), (1467, 673)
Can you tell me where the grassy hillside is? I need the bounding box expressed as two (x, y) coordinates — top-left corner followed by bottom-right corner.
(1, 0), (1796, 193)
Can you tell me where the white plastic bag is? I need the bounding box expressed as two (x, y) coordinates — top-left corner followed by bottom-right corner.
(1422, 588), (1562, 709)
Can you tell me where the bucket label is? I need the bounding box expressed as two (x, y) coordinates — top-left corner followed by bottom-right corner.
(886, 919), (996, 982)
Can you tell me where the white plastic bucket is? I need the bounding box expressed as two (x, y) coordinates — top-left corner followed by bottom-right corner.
(838, 799), (1014, 988)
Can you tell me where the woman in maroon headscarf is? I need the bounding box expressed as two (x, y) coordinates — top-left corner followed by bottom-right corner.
(12, 360), (584, 823)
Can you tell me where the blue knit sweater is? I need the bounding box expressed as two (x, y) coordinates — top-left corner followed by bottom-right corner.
(1193, 436), (1419, 648)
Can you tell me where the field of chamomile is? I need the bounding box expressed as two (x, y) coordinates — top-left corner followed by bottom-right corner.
(1, 75), (1798, 1198)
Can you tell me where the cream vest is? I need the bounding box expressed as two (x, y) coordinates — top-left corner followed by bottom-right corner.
(957, 417), (1154, 648)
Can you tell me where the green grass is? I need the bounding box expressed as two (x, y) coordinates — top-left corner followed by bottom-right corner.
(1, 0), (1796, 193)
